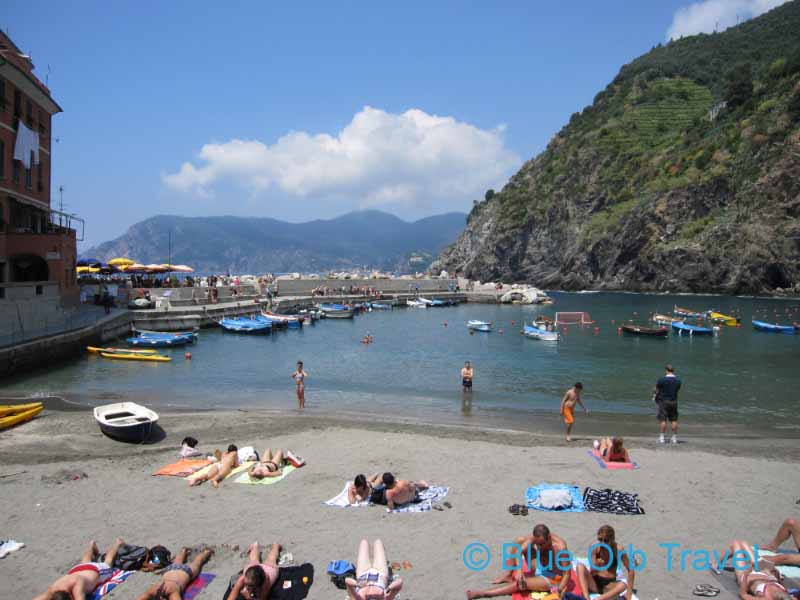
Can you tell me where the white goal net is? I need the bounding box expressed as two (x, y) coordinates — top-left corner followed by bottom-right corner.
(555, 312), (593, 325)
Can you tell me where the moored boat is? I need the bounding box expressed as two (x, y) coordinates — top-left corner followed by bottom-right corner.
(219, 317), (271, 333)
(406, 299), (427, 308)
(319, 303), (355, 318)
(127, 335), (193, 347)
(671, 321), (714, 336)
(94, 402), (159, 443)
(87, 346), (158, 355)
(651, 313), (677, 326)
(621, 324), (669, 337)
(708, 311), (740, 326)
(100, 352), (171, 362)
(752, 319), (797, 334)
(0, 402), (43, 417)
(370, 302), (393, 310)
(260, 311), (303, 328)
(0, 403), (44, 430)
(673, 305), (706, 319)
(467, 320), (492, 332)
(523, 323), (559, 341)
(135, 328), (199, 341)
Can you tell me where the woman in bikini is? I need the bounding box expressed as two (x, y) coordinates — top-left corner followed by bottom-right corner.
(248, 448), (305, 480)
(345, 539), (402, 600)
(576, 525), (634, 600)
(225, 542), (281, 600)
(348, 473), (382, 504)
(137, 547), (213, 600)
(188, 445), (239, 488)
(598, 437), (631, 463)
(718, 540), (792, 600)
(292, 361), (308, 409)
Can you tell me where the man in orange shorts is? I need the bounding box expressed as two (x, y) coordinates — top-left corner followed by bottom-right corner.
(560, 382), (587, 442)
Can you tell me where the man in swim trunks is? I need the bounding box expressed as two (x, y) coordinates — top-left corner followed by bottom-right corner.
(189, 445), (239, 488)
(34, 538), (125, 600)
(654, 364), (681, 444)
(381, 472), (430, 509)
(137, 546), (213, 600)
(461, 362), (474, 392)
(717, 539), (792, 599)
(763, 518), (800, 567)
(560, 382), (587, 442)
(467, 524), (571, 599)
(225, 542), (280, 600)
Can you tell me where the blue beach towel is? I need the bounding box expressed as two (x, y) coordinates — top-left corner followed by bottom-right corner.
(525, 483), (585, 512)
(388, 486), (449, 513)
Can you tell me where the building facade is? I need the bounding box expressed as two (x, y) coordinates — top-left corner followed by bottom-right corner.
(0, 30), (80, 309)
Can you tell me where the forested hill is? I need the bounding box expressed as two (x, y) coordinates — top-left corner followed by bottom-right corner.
(433, 1), (800, 294)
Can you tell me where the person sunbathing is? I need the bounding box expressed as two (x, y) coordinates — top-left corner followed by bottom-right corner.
(717, 540), (792, 600)
(348, 473), (382, 504)
(137, 546), (213, 600)
(34, 538), (124, 600)
(575, 525), (634, 600)
(764, 517), (800, 555)
(189, 445), (239, 488)
(467, 524), (571, 599)
(248, 448), (305, 480)
(225, 542), (281, 600)
(345, 539), (402, 600)
(382, 473), (429, 509)
(597, 437), (631, 463)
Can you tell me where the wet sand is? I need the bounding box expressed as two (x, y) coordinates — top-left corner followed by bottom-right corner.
(0, 402), (797, 599)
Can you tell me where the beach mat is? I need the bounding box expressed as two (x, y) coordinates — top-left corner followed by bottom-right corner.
(588, 449), (638, 470)
(153, 458), (211, 477)
(582, 487), (645, 515)
(223, 564), (314, 600)
(510, 557), (638, 600)
(235, 464), (296, 485)
(91, 569), (134, 600)
(184, 573), (215, 600)
(388, 485), (449, 513)
(761, 549), (800, 580)
(187, 461), (255, 484)
(525, 484), (585, 512)
(324, 482), (369, 508)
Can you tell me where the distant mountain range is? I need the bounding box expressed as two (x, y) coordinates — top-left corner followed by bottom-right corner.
(84, 210), (467, 273)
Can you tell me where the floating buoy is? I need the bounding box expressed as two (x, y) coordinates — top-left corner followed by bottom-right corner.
(443, 321), (448, 327)
(617, 327), (622, 334)
(511, 320), (515, 325)
(185, 352), (192, 360)
(499, 329), (503, 334)
(611, 319), (615, 325)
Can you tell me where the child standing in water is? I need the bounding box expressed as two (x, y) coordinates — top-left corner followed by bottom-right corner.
(560, 382), (587, 442)
(292, 361), (308, 409)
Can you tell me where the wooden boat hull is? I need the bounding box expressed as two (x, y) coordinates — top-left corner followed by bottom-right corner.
(100, 352), (171, 362)
(651, 313), (677, 326)
(321, 309), (355, 318)
(127, 336), (192, 347)
(0, 405), (44, 430)
(673, 305), (706, 319)
(708, 311), (739, 326)
(671, 321), (713, 335)
(94, 402), (159, 443)
(622, 324), (668, 337)
(0, 402), (43, 417)
(752, 320), (796, 334)
(87, 346), (157, 355)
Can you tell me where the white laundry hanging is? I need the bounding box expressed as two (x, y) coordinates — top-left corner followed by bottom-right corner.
(13, 121), (40, 169)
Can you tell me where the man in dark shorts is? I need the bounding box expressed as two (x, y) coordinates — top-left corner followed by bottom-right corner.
(654, 364), (681, 444)
(461, 361), (474, 392)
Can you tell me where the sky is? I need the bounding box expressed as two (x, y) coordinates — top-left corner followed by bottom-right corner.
(0, 0), (789, 249)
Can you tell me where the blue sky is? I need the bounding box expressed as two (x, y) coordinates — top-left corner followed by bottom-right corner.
(0, 1), (786, 249)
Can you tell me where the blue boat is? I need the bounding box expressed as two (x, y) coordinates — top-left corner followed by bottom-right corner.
(319, 304), (355, 319)
(671, 321), (713, 336)
(370, 302), (393, 310)
(752, 320), (797, 334)
(219, 317), (271, 333)
(127, 335), (193, 347)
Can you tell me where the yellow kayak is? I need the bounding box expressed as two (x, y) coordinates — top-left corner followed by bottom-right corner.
(0, 404), (44, 430)
(100, 352), (171, 362)
(0, 402), (43, 417)
(87, 346), (157, 355)
(708, 311), (739, 326)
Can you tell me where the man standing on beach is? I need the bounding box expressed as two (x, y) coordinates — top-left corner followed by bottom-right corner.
(461, 361), (474, 392)
(655, 364), (681, 444)
(560, 382), (587, 442)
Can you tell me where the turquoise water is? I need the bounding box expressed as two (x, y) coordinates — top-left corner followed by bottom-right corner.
(3, 292), (800, 433)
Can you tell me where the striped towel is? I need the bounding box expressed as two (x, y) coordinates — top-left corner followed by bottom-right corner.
(388, 486), (449, 513)
(91, 569), (133, 600)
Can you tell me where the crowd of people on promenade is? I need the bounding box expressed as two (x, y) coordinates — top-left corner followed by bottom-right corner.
(311, 284), (382, 297)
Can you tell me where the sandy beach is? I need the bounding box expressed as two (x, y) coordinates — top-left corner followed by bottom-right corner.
(0, 403), (797, 600)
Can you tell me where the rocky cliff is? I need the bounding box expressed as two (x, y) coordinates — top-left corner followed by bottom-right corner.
(433, 1), (800, 294)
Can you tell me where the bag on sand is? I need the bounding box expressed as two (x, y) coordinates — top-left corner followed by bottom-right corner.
(107, 544), (149, 571)
(142, 545), (172, 571)
(327, 560), (355, 589)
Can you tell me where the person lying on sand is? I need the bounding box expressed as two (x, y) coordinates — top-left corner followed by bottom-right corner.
(348, 473), (382, 504)
(189, 445), (239, 488)
(467, 524), (570, 599)
(137, 547), (213, 600)
(575, 525), (634, 600)
(345, 539), (402, 600)
(596, 437), (631, 463)
(248, 448), (305, 479)
(225, 542), (281, 600)
(716, 539), (792, 600)
(33, 538), (124, 600)
(381, 472), (429, 509)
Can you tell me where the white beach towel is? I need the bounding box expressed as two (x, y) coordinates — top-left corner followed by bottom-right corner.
(0, 539), (24, 558)
(324, 482), (370, 507)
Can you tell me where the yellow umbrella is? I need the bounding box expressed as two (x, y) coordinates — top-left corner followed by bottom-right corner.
(108, 257), (135, 266)
(77, 266), (100, 274)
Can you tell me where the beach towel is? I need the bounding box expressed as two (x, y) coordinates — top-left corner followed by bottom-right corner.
(186, 461), (255, 484)
(324, 482), (370, 507)
(760, 549), (800, 580)
(235, 464), (296, 485)
(90, 569), (133, 600)
(510, 557), (638, 600)
(153, 458), (211, 477)
(183, 573), (215, 600)
(525, 484), (585, 513)
(588, 450), (638, 470)
(388, 486), (449, 513)
(223, 564), (314, 600)
(582, 487), (645, 515)
(0, 539), (24, 558)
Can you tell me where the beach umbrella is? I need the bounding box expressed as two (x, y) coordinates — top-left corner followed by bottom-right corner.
(108, 257), (135, 266)
(77, 266), (100, 274)
(171, 265), (194, 273)
(145, 264), (168, 272)
(125, 263), (147, 272)
(77, 258), (101, 267)
(98, 264), (120, 274)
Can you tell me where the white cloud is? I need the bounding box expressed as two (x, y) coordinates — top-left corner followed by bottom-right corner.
(666, 0), (789, 40)
(163, 106), (520, 213)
